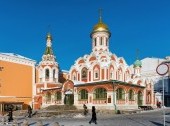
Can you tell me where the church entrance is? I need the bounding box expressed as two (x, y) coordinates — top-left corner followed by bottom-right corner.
(64, 90), (74, 105)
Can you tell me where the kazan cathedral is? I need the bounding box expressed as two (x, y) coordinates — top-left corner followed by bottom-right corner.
(34, 15), (156, 110)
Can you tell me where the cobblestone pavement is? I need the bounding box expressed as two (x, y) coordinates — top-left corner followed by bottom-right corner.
(1, 108), (170, 126)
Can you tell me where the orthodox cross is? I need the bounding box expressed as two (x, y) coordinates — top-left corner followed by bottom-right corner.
(99, 8), (103, 22)
(136, 49), (140, 60)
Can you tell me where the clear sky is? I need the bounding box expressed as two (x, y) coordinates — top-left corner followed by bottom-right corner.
(0, 0), (170, 70)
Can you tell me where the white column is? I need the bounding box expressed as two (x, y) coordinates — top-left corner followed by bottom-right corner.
(49, 69), (53, 82)
(42, 70), (45, 82)
(74, 88), (78, 105)
(61, 92), (65, 105)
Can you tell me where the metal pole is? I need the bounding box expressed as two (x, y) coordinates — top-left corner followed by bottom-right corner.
(162, 76), (165, 126)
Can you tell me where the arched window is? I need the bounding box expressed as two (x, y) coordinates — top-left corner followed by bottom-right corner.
(129, 89), (134, 100)
(93, 88), (107, 99)
(72, 72), (76, 80)
(94, 69), (99, 79)
(81, 68), (87, 79)
(45, 69), (49, 79)
(110, 68), (114, 79)
(94, 38), (97, 46)
(116, 88), (125, 100)
(54, 92), (61, 101)
(138, 91), (143, 105)
(57, 92), (61, 100)
(95, 72), (98, 79)
(125, 71), (130, 81)
(106, 38), (108, 46)
(46, 92), (51, 102)
(78, 89), (88, 100)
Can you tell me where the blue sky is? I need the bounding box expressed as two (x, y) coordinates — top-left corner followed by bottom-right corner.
(0, 0), (170, 70)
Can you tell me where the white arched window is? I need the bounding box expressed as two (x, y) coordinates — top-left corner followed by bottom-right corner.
(118, 69), (122, 81)
(45, 69), (49, 80)
(125, 70), (130, 81)
(72, 72), (77, 81)
(110, 68), (114, 79)
(94, 68), (99, 79)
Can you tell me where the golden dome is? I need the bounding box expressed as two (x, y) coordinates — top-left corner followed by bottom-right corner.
(93, 22), (109, 32)
(91, 17), (111, 37)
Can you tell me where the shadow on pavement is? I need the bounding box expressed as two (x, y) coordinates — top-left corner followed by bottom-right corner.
(166, 121), (170, 124)
(150, 121), (164, 126)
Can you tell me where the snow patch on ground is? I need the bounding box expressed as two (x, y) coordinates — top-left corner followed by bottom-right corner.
(73, 114), (85, 118)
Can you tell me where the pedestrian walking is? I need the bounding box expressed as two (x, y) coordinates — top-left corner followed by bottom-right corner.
(28, 105), (32, 118)
(89, 106), (97, 124)
(7, 105), (14, 122)
(83, 104), (88, 115)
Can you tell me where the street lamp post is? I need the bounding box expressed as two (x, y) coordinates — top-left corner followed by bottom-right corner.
(156, 63), (169, 126)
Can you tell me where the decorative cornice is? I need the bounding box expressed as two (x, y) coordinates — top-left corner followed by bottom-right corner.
(0, 53), (36, 67)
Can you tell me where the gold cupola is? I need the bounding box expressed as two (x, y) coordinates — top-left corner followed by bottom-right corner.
(91, 12), (111, 37)
(46, 32), (52, 41)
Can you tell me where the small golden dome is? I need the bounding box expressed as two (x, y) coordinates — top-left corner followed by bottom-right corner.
(46, 33), (52, 41)
(93, 21), (109, 32)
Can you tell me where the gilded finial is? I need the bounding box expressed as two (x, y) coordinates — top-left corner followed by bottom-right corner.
(99, 8), (102, 23)
(46, 32), (52, 41)
(46, 25), (52, 41)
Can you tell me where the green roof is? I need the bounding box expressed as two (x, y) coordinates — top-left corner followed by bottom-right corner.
(133, 59), (142, 67)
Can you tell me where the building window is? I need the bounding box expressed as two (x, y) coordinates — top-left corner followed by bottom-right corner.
(129, 89), (134, 100)
(54, 92), (62, 101)
(94, 72), (99, 79)
(46, 92), (51, 102)
(110, 70), (114, 79)
(138, 91), (143, 105)
(81, 68), (87, 79)
(94, 38), (97, 46)
(73, 76), (76, 80)
(45, 69), (49, 79)
(72, 72), (76, 80)
(118, 70), (122, 81)
(93, 88), (107, 99)
(79, 89), (88, 100)
(106, 38), (108, 46)
(116, 88), (125, 100)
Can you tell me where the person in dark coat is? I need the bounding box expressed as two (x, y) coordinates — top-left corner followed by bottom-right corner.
(89, 106), (97, 124)
(28, 105), (32, 118)
(7, 105), (13, 122)
(83, 104), (88, 115)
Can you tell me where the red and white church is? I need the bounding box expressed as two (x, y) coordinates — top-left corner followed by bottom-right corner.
(33, 15), (156, 110)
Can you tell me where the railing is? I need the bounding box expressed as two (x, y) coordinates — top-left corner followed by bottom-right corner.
(54, 100), (62, 104)
(117, 99), (125, 104)
(129, 100), (135, 104)
(78, 100), (88, 104)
